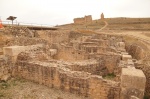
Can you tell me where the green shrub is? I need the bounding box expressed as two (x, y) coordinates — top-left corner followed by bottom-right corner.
(103, 73), (116, 79)
(144, 95), (149, 99)
(0, 82), (10, 89)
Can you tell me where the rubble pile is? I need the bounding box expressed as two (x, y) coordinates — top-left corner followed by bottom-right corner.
(3, 26), (39, 37)
(6, 37), (48, 46)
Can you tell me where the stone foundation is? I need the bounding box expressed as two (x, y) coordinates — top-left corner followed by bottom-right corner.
(13, 60), (120, 99)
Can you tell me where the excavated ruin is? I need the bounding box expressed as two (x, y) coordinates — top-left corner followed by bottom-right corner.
(0, 26), (148, 99)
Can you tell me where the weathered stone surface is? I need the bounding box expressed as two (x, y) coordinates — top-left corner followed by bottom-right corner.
(0, 29), (147, 99)
(13, 60), (120, 99)
(0, 57), (11, 81)
(74, 15), (92, 24)
(3, 44), (44, 62)
(122, 55), (132, 61)
(121, 68), (146, 99)
(126, 44), (145, 60)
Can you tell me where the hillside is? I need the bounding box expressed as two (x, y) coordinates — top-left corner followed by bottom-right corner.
(59, 18), (150, 31)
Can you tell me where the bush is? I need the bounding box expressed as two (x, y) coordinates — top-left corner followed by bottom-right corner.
(0, 82), (10, 89)
(144, 95), (149, 99)
(103, 73), (116, 79)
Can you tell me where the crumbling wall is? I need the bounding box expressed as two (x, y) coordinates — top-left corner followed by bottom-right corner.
(0, 56), (11, 81)
(95, 54), (121, 74)
(126, 44), (145, 60)
(70, 60), (104, 75)
(55, 44), (85, 61)
(89, 76), (120, 99)
(84, 15), (92, 23)
(13, 60), (120, 99)
(3, 26), (36, 38)
(74, 18), (85, 24)
(6, 37), (47, 46)
(135, 62), (150, 98)
(74, 15), (92, 24)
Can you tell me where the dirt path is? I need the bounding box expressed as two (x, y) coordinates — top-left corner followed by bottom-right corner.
(96, 21), (108, 32)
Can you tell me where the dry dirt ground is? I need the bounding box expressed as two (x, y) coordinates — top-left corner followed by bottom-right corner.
(0, 78), (88, 99)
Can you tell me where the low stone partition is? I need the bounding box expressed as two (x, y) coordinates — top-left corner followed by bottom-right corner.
(95, 53), (121, 74)
(13, 60), (120, 99)
(0, 56), (11, 81)
(3, 44), (44, 63)
(70, 60), (104, 75)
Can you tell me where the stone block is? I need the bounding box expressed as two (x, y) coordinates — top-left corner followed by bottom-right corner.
(49, 49), (57, 56)
(121, 68), (146, 89)
(3, 46), (26, 56)
(122, 55), (132, 61)
(121, 68), (146, 99)
(121, 52), (128, 55)
(118, 42), (125, 49)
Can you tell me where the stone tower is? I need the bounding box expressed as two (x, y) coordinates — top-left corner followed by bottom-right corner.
(101, 13), (104, 20)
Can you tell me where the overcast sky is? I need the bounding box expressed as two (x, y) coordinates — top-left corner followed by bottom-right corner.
(0, 0), (150, 26)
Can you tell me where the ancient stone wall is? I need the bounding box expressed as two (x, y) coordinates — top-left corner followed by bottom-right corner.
(126, 44), (145, 60)
(74, 15), (92, 24)
(84, 15), (92, 23)
(6, 37), (47, 46)
(74, 18), (85, 24)
(13, 60), (120, 99)
(36, 30), (70, 44)
(54, 44), (86, 61)
(0, 56), (11, 81)
(135, 62), (150, 97)
(3, 26), (35, 38)
(70, 60), (105, 75)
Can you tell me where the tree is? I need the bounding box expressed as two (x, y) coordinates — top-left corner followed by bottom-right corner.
(7, 16), (17, 25)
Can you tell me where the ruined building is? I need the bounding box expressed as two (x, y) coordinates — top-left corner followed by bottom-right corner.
(74, 15), (92, 24)
(101, 13), (104, 20)
(0, 25), (148, 99)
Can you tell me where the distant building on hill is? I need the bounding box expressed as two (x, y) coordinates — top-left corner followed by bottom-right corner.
(101, 13), (104, 20)
(74, 15), (92, 24)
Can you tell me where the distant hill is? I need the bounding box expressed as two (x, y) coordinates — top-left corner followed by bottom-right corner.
(59, 18), (150, 31)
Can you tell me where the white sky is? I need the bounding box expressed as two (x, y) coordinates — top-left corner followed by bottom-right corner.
(0, 0), (150, 26)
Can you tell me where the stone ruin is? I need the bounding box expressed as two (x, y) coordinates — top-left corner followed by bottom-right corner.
(101, 13), (104, 20)
(74, 15), (92, 24)
(0, 27), (147, 99)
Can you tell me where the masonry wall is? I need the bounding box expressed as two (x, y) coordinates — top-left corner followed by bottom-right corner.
(135, 62), (150, 97)
(74, 15), (92, 24)
(84, 15), (92, 23)
(71, 61), (105, 76)
(74, 18), (85, 24)
(13, 61), (120, 99)
(55, 44), (86, 61)
(0, 57), (11, 81)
